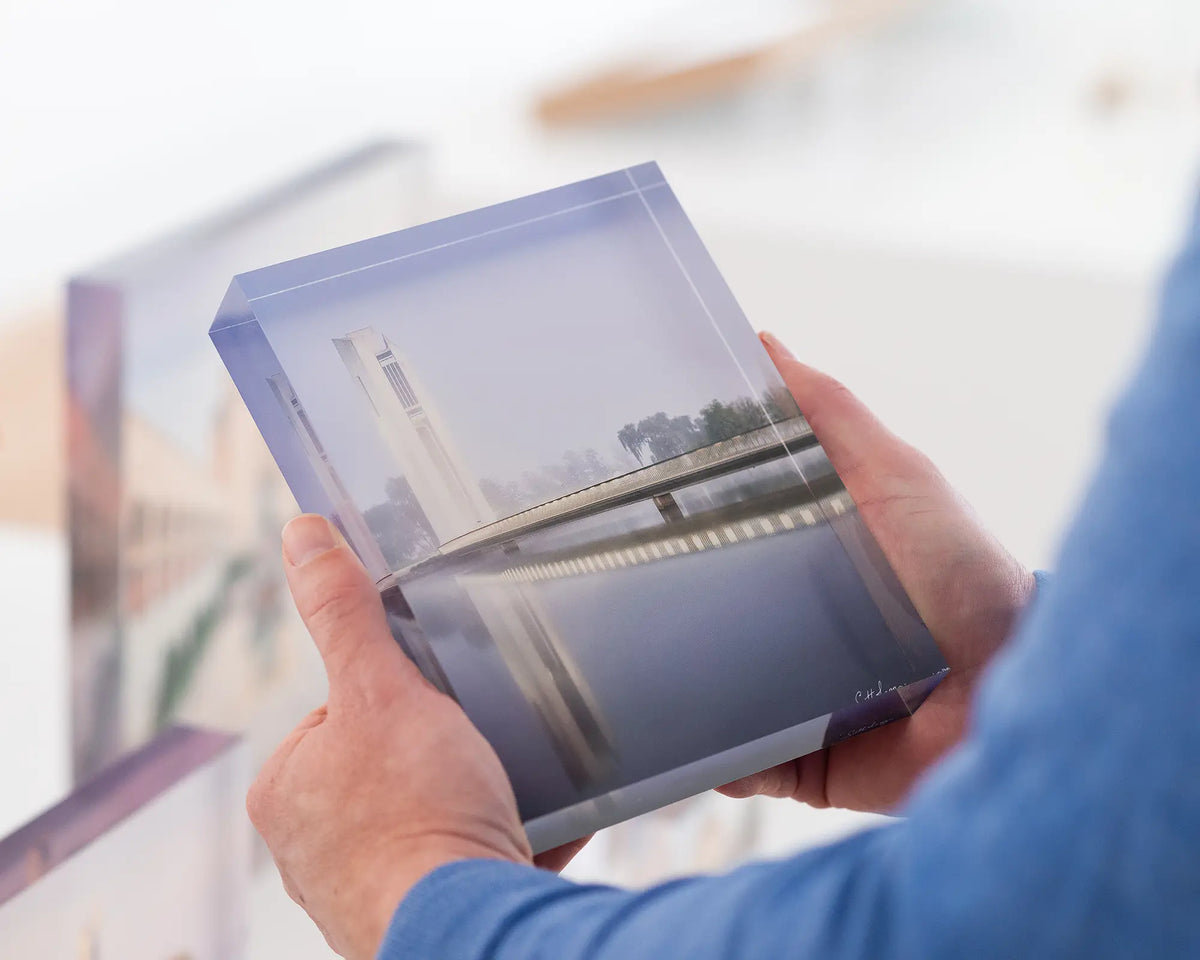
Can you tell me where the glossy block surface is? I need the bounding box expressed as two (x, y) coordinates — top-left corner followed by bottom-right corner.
(212, 163), (946, 850)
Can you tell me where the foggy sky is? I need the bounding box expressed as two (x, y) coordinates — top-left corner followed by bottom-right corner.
(256, 187), (781, 523)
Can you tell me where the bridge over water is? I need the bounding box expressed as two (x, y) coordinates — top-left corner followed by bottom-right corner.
(407, 415), (820, 572)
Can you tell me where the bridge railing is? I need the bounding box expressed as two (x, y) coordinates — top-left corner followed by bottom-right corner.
(435, 416), (817, 558)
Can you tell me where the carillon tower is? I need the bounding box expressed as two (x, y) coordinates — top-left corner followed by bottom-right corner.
(333, 327), (493, 544)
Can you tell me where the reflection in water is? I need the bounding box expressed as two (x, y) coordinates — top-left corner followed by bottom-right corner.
(461, 578), (614, 788)
(384, 432), (942, 819)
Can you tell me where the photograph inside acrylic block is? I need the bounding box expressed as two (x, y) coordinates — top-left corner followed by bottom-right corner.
(212, 163), (946, 847)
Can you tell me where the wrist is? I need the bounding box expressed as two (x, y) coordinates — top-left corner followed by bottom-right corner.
(350, 834), (531, 960)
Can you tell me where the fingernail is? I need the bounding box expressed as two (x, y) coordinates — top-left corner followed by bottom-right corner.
(759, 331), (795, 359)
(282, 515), (337, 566)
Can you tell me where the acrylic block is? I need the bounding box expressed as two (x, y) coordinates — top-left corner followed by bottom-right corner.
(211, 162), (947, 852)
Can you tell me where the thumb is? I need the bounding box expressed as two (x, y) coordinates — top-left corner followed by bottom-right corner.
(759, 332), (925, 498)
(281, 514), (420, 698)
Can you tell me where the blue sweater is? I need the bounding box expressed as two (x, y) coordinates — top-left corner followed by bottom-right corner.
(381, 198), (1200, 960)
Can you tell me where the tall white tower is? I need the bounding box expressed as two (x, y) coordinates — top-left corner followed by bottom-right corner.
(333, 327), (494, 544)
(267, 372), (390, 581)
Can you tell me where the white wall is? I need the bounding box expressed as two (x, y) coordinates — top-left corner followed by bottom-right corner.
(0, 528), (69, 834)
(3, 0), (1198, 311)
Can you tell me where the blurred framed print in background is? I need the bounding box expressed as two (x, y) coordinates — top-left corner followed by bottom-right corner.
(0, 727), (249, 959)
(65, 142), (429, 783)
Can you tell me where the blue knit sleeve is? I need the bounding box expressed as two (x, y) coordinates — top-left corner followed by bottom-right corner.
(380, 202), (1200, 960)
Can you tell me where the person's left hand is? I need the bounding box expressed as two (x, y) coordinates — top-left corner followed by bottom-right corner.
(247, 514), (535, 959)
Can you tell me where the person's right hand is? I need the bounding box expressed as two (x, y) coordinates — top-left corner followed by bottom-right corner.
(718, 333), (1036, 814)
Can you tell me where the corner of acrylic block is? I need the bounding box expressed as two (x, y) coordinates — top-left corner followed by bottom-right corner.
(624, 160), (666, 190)
(209, 278), (254, 336)
(897, 667), (951, 716)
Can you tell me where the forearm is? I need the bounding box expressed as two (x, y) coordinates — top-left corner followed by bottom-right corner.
(385, 550), (1195, 960)
(382, 830), (901, 960)
(383, 201), (1200, 960)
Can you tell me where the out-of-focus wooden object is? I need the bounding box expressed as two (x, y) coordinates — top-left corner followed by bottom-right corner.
(537, 0), (927, 126)
(0, 306), (64, 530)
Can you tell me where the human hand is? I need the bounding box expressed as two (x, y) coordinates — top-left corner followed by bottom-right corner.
(718, 333), (1036, 813)
(247, 515), (533, 959)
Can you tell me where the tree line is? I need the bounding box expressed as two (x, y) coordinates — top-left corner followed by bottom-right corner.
(617, 388), (796, 466)
(363, 388), (799, 567)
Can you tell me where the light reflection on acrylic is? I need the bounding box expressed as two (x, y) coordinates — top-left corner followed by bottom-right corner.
(211, 163), (947, 851)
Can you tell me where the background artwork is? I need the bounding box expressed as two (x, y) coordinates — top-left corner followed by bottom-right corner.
(65, 143), (430, 782)
(0, 728), (249, 960)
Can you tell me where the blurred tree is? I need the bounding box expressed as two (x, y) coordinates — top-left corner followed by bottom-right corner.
(479, 477), (525, 516)
(618, 422), (647, 465)
(636, 411), (702, 461)
(761, 385), (801, 422)
(699, 398), (753, 443)
(481, 448), (618, 516)
(628, 390), (794, 455)
(364, 477), (438, 568)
